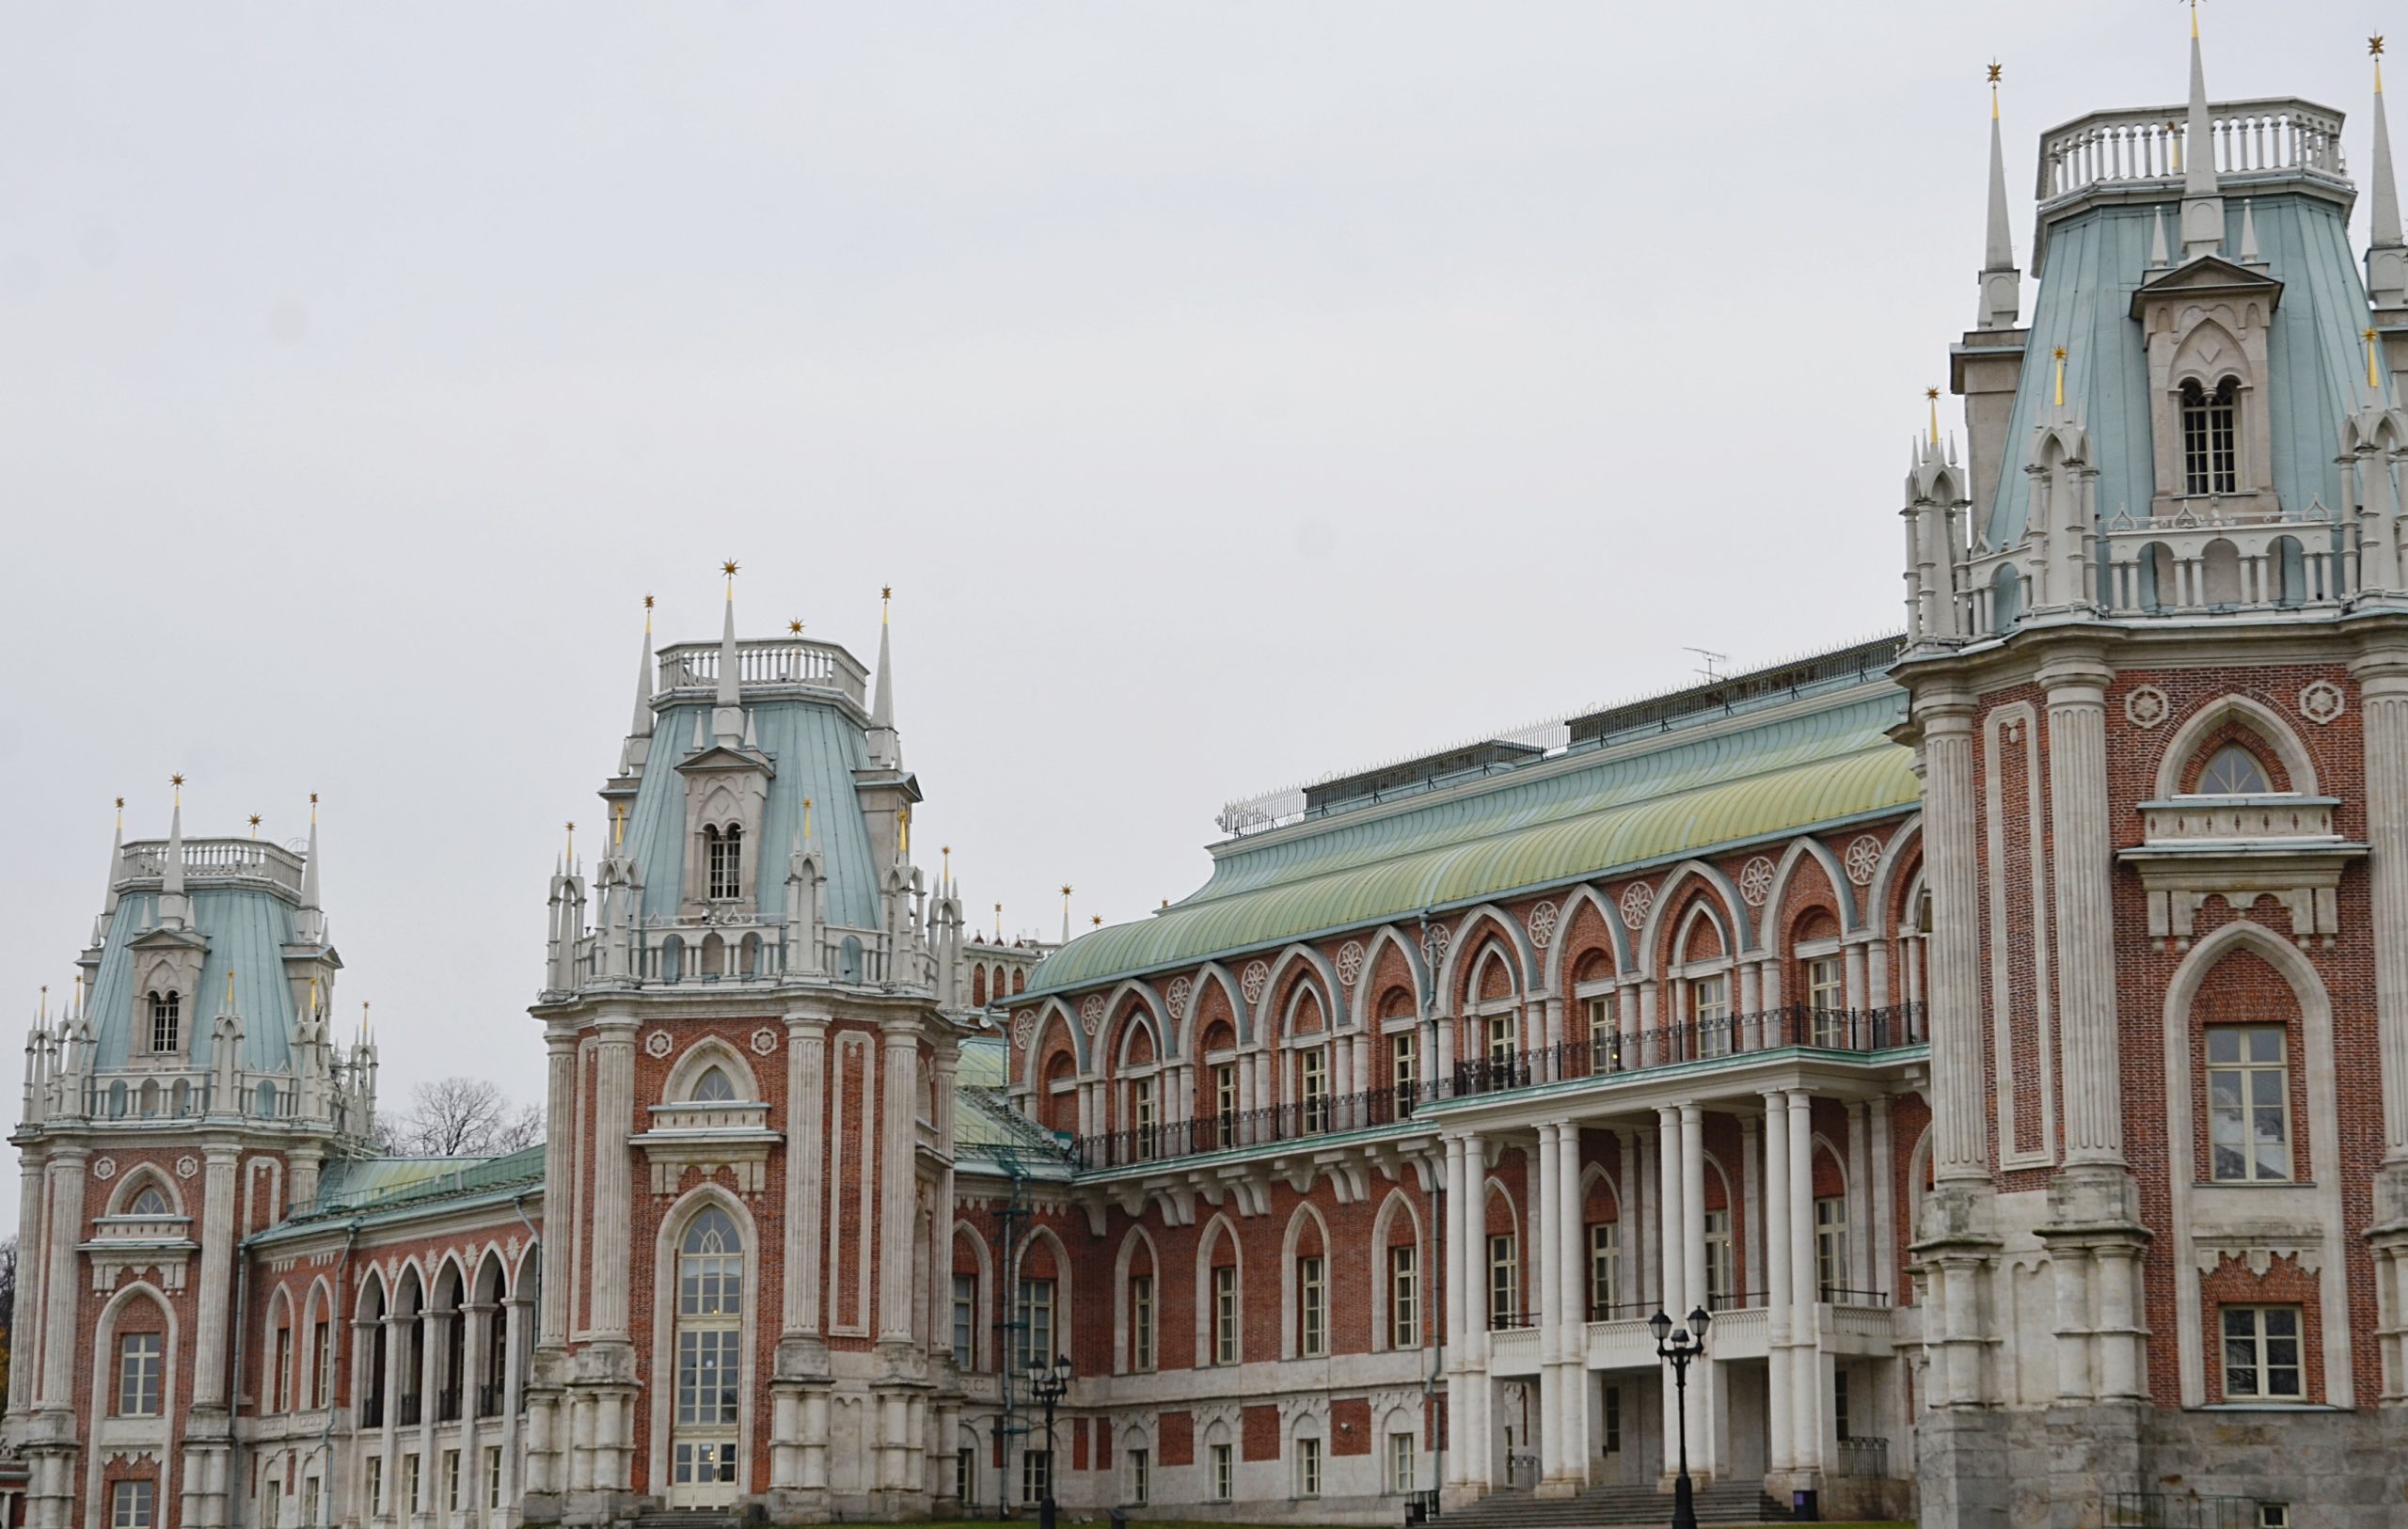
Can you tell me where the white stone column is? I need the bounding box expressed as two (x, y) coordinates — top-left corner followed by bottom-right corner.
(1556, 1123), (1588, 1487)
(1846, 1103), (1873, 1298)
(880, 1026), (920, 1344)
(1678, 1105), (1714, 1476)
(1762, 1094), (1794, 1475)
(2043, 656), (2123, 1163)
(1868, 1098), (1895, 1302)
(193, 1143), (240, 1405)
(416, 1310), (442, 1525)
(1922, 701), (1989, 1181)
(378, 1316), (403, 1523)
(588, 1019), (636, 1338)
(10, 1155), (42, 1415)
(1740, 1116), (1763, 1301)
(1785, 1090), (1821, 1475)
(1533, 1124), (1564, 1487)
(786, 1015), (828, 1336)
(1612, 1128), (1638, 1314)
(500, 1297), (531, 1524)
(35, 1148), (81, 1411)
(537, 1030), (576, 1349)
(1462, 1129), (1491, 1490)
(1656, 1109), (1684, 1472)
(1443, 1136), (1468, 1491)
(2358, 656), (2408, 1164)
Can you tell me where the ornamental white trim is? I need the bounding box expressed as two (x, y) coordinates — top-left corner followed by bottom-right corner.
(92, 1157), (117, 1181)
(2125, 686), (2171, 729)
(1241, 961), (1271, 1004)
(643, 1030), (674, 1059)
(1526, 902), (1559, 949)
(1420, 923), (1450, 967)
(751, 1027), (780, 1056)
(1165, 976), (1192, 1018)
(2299, 680), (2346, 726)
(1080, 993), (1106, 1033)
(1845, 835), (1882, 887)
(1618, 882), (1653, 930)
(1335, 941), (1366, 986)
(1738, 856), (1776, 907)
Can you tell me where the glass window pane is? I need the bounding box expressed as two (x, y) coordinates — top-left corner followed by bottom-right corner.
(2207, 1030), (2241, 1064)
(2263, 1308), (2297, 1338)
(2250, 1070), (2284, 1106)
(2209, 1072), (2242, 1108)
(2248, 1029), (2284, 1063)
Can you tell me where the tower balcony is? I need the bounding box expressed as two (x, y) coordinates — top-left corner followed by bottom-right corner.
(653, 638), (866, 710)
(113, 838), (307, 900)
(2035, 95), (2349, 264)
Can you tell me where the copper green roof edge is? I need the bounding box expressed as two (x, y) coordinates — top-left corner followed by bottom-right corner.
(1029, 744), (1919, 997)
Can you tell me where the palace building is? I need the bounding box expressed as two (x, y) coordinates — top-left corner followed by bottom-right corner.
(14, 22), (2408, 1529)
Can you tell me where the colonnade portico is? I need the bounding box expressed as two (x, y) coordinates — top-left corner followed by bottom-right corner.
(1435, 1064), (1905, 1507)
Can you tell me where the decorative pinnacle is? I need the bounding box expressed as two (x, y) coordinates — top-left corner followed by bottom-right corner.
(721, 560), (739, 579)
(788, 619), (804, 635)
(115, 796), (124, 810)
(1925, 386), (1941, 446)
(1986, 60), (2002, 84)
(247, 814), (262, 835)
(170, 773), (184, 787)
(643, 593), (655, 608)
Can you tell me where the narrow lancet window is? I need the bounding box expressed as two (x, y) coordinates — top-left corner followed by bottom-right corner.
(149, 991), (181, 1054)
(2181, 378), (2239, 495)
(705, 824), (742, 900)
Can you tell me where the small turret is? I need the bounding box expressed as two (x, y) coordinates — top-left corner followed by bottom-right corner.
(1977, 65), (2021, 329)
(2372, 38), (2408, 310)
(158, 777), (190, 931)
(2178, 11), (2225, 259)
(295, 794), (327, 947)
(867, 587), (900, 771)
(621, 595), (657, 776)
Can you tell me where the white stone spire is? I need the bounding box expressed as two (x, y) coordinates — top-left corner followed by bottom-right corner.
(160, 777), (189, 930)
(2179, 11), (2225, 259)
(712, 563), (745, 748)
(1977, 66), (2020, 330)
(2370, 40), (2408, 307)
(296, 793), (326, 946)
(630, 597), (656, 738)
(867, 587), (901, 770)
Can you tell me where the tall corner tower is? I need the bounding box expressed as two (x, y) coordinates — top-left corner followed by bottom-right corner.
(1897, 21), (2408, 1525)
(7, 788), (374, 1529)
(519, 582), (974, 1526)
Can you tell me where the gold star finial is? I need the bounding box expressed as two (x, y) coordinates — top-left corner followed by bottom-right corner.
(1061, 884), (1073, 897)
(115, 796), (125, 810)
(643, 592), (655, 608)
(2374, 35), (2387, 57)
(169, 773), (184, 788)
(788, 618), (804, 635)
(247, 814), (261, 836)
(721, 560), (739, 579)
(1986, 60), (2002, 85)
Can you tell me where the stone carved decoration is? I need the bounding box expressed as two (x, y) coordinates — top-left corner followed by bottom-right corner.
(2125, 686), (2171, 729)
(1165, 976), (1192, 1018)
(750, 1027), (779, 1056)
(1738, 856), (1776, 907)
(2299, 680), (2346, 726)
(1845, 835), (1882, 887)
(2193, 1238), (2322, 1277)
(644, 1030), (673, 1059)
(1618, 882), (1653, 930)
(92, 1157), (117, 1181)
(175, 1156), (198, 1180)
(1012, 1011), (1036, 1048)
(1335, 941), (1366, 986)
(1526, 902), (1559, 949)
(1080, 993), (1105, 1033)
(1241, 961), (1270, 1004)
(1420, 923), (1450, 967)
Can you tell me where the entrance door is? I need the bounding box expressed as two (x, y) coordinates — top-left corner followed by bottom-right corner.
(670, 1207), (743, 1506)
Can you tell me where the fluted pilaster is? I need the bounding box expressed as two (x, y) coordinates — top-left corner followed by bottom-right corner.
(588, 1020), (637, 1337)
(1921, 701), (1991, 1178)
(2045, 658), (2124, 1163)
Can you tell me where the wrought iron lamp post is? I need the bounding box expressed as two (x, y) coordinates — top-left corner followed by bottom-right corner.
(1031, 1352), (1073, 1529)
(1649, 1305), (1712, 1529)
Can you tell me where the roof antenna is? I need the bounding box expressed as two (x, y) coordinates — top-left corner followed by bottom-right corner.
(1684, 648), (1729, 684)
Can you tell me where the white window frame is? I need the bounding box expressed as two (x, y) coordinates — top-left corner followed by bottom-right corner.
(1814, 1195), (1848, 1300)
(1488, 1233), (1519, 1329)
(1129, 1272), (1155, 1373)
(2207, 1025), (2292, 1183)
(1294, 1434), (1323, 1499)
(118, 1332), (163, 1416)
(1703, 1208), (1733, 1307)
(2221, 1304), (2305, 1401)
(1210, 1442), (1234, 1502)
(1212, 1265), (1239, 1366)
(1589, 1221), (1621, 1317)
(1387, 1428), (1416, 1494)
(1297, 1254), (1326, 1358)
(1388, 1243), (1419, 1348)
(1299, 1047), (1329, 1132)
(111, 1481), (154, 1529)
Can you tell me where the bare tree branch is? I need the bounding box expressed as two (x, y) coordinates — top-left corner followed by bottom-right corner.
(375, 1078), (544, 1158)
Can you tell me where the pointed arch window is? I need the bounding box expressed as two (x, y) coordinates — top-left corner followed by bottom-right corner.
(2197, 745), (2273, 796)
(2181, 378), (2239, 495)
(705, 824), (743, 901)
(672, 1207), (743, 1502)
(691, 1066), (737, 1104)
(149, 991), (181, 1054)
(128, 1186), (170, 1217)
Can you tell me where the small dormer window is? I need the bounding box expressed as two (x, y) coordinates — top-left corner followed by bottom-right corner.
(129, 1186), (169, 1217)
(149, 991), (181, 1054)
(2181, 378), (2239, 495)
(2196, 744), (2273, 796)
(705, 824), (743, 901)
(692, 1066), (737, 1103)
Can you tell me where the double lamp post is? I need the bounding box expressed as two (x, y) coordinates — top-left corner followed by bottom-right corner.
(1650, 1305), (1712, 1529)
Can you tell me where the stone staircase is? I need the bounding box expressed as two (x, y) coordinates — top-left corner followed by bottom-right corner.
(1437, 1480), (1793, 1527)
(626, 1512), (747, 1529)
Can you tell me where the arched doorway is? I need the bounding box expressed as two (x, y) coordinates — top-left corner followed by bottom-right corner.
(671, 1207), (743, 1505)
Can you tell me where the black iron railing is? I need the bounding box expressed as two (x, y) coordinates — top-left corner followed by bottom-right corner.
(2105, 1492), (2265, 1529)
(436, 1385), (461, 1423)
(1487, 1308), (1541, 1332)
(360, 1395), (384, 1427)
(1066, 1002), (1924, 1170)
(397, 1392), (421, 1427)
(476, 1382), (506, 1419)
(1818, 1285), (1893, 1308)
(1835, 1436), (1890, 1479)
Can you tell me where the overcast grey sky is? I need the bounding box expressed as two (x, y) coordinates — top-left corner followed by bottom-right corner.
(0, 3), (2387, 1226)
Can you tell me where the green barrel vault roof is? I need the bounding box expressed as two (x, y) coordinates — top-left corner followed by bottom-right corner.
(1032, 683), (1916, 995)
